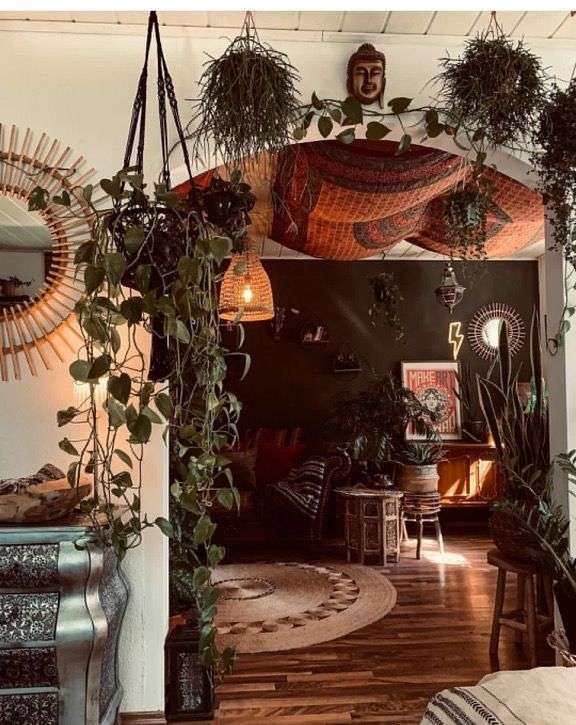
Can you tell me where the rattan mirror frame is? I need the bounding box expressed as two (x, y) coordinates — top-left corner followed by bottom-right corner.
(467, 302), (526, 360)
(0, 125), (95, 381)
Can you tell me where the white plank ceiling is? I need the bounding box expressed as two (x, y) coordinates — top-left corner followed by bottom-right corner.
(0, 11), (576, 41)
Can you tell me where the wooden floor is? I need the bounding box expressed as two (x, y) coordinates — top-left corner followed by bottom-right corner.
(184, 531), (554, 724)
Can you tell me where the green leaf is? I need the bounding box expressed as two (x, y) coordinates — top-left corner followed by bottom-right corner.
(318, 115), (333, 138)
(100, 176), (122, 199)
(107, 397), (126, 428)
(155, 516), (174, 538)
(340, 96), (363, 124)
(67, 461), (80, 488)
(216, 488), (234, 510)
(58, 437), (79, 456)
(177, 256), (200, 284)
(134, 265), (152, 294)
(53, 189), (71, 206)
(108, 373), (131, 404)
(388, 96), (412, 114)
(193, 566), (210, 590)
(141, 405), (162, 424)
(124, 226), (145, 255)
(329, 108), (342, 124)
(69, 359), (91, 382)
(155, 392), (173, 420)
(293, 127), (306, 141)
(193, 515), (214, 547)
(207, 544), (225, 567)
(336, 128), (356, 145)
(88, 354), (109, 380)
(181, 490), (199, 513)
(75, 241), (95, 265)
(83, 184), (93, 204)
(120, 297), (145, 325)
(209, 236), (232, 264)
(427, 123), (444, 138)
(365, 121), (391, 141)
(425, 109), (439, 127)
(167, 319), (191, 344)
(28, 186), (50, 211)
(110, 328), (121, 354)
(84, 265), (106, 294)
(105, 253), (127, 286)
(311, 91), (324, 110)
(114, 449), (133, 468)
(127, 414), (152, 443)
(396, 134), (412, 155)
(57, 406), (79, 427)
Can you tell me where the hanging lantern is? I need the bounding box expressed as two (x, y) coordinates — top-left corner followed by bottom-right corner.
(165, 608), (215, 721)
(219, 239), (274, 322)
(435, 261), (465, 313)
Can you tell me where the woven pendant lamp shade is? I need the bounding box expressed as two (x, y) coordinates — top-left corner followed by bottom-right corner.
(219, 239), (274, 322)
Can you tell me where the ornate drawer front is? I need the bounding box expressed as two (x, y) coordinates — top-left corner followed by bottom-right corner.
(0, 647), (58, 688)
(0, 592), (59, 643)
(0, 544), (59, 588)
(0, 691), (58, 725)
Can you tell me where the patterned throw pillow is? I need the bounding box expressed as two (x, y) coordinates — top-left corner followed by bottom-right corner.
(0, 463), (66, 495)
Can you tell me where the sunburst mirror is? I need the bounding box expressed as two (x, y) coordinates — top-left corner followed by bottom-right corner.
(467, 303), (526, 360)
(0, 125), (95, 381)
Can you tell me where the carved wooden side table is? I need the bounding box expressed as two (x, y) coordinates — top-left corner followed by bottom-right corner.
(0, 519), (129, 725)
(338, 488), (403, 564)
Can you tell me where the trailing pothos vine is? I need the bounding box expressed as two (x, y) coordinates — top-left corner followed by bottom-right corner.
(31, 168), (246, 674)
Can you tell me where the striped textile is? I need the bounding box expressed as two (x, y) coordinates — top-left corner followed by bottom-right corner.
(269, 457), (327, 520)
(421, 667), (576, 725)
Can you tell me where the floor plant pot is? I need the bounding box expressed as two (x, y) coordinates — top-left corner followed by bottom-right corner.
(463, 420), (487, 443)
(488, 509), (539, 563)
(554, 583), (576, 654)
(397, 463), (439, 493)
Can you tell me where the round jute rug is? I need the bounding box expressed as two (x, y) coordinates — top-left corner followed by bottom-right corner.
(212, 561), (396, 653)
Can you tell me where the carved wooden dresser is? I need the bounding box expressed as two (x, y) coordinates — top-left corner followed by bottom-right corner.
(0, 521), (129, 724)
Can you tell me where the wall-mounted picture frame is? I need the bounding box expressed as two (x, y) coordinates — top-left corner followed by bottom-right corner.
(401, 361), (463, 440)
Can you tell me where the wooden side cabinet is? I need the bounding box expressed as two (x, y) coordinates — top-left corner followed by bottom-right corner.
(437, 443), (506, 506)
(0, 522), (129, 724)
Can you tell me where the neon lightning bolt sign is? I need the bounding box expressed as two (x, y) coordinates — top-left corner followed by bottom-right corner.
(448, 322), (464, 359)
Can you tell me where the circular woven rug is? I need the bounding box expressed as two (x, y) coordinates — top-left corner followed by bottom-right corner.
(213, 561), (396, 653)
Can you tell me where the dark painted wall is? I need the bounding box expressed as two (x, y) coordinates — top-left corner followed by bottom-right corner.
(225, 260), (539, 435)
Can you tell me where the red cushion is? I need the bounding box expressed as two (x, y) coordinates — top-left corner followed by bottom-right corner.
(255, 443), (308, 488)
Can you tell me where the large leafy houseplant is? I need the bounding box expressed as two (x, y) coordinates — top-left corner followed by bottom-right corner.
(323, 373), (433, 479)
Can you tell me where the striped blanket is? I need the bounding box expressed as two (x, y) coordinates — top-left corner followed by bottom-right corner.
(269, 457), (327, 520)
(421, 667), (576, 725)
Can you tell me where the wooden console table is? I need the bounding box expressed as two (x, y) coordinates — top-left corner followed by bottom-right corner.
(338, 488), (403, 564)
(438, 442), (506, 507)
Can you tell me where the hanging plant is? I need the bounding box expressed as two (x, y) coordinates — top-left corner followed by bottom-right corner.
(192, 12), (301, 169)
(436, 19), (548, 150)
(368, 272), (404, 340)
(444, 181), (492, 261)
(534, 79), (576, 270)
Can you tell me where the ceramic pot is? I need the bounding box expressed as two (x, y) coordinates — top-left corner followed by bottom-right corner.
(463, 420), (487, 443)
(397, 463), (439, 493)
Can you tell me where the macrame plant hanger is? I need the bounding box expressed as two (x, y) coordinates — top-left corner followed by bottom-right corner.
(116, 11), (200, 380)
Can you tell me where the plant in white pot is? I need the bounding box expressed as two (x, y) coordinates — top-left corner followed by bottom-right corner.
(395, 440), (444, 493)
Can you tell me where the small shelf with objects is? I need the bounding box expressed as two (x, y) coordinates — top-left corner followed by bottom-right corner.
(332, 344), (363, 375)
(299, 312), (330, 347)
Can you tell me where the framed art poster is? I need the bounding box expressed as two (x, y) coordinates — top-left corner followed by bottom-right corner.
(401, 361), (462, 440)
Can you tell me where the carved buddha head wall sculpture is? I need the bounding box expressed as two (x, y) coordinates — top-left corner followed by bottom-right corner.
(346, 43), (386, 108)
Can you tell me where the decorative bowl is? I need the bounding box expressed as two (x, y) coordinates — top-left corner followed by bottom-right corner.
(0, 477), (92, 523)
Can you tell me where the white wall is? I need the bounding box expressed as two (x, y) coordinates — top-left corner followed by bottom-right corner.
(1, 21), (576, 714)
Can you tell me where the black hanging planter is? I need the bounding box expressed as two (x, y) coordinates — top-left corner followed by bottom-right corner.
(111, 11), (204, 381)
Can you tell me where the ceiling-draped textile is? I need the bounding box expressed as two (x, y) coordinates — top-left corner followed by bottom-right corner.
(270, 140), (544, 260)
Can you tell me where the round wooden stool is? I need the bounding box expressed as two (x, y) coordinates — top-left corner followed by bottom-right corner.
(487, 548), (554, 668)
(401, 491), (443, 560)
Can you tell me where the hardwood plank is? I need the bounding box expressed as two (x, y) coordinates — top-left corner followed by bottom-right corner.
(124, 534), (553, 725)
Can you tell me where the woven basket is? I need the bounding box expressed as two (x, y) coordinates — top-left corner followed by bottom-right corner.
(488, 509), (540, 562)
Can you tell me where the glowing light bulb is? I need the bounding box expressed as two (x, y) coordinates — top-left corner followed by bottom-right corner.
(242, 284), (253, 304)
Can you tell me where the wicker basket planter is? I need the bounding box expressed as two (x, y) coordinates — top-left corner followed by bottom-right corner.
(397, 464), (439, 493)
(488, 509), (542, 562)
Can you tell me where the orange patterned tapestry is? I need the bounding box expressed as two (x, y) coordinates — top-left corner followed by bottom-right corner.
(270, 140), (544, 260)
